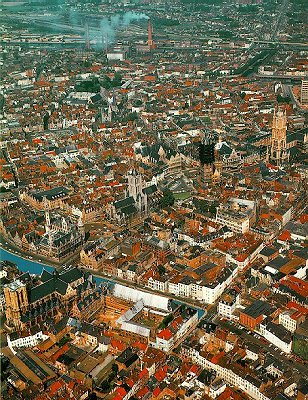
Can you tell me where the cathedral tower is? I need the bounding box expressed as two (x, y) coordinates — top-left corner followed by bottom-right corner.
(127, 169), (143, 201)
(270, 108), (287, 165)
(4, 280), (29, 329)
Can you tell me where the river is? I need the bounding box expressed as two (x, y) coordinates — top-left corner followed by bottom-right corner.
(0, 247), (54, 274)
(0, 247), (111, 287)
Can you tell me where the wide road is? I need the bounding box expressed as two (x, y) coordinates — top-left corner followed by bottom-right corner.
(256, 41), (308, 48)
(271, 0), (288, 41)
(216, 318), (308, 378)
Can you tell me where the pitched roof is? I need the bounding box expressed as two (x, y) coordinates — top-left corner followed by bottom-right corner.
(114, 196), (135, 210)
(31, 186), (69, 202)
(157, 328), (173, 340)
(29, 270), (81, 303)
(30, 277), (67, 303)
(60, 267), (83, 284)
(143, 184), (157, 195)
(242, 300), (271, 319)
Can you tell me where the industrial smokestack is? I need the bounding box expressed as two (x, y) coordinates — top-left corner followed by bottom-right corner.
(85, 22), (90, 50)
(147, 19), (155, 50)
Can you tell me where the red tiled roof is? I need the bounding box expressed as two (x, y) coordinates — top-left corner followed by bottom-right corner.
(52, 343), (70, 362)
(139, 368), (149, 380)
(68, 381), (75, 390)
(211, 351), (225, 364)
(153, 387), (161, 397)
(236, 253), (248, 262)
(126, 378), (135, 388)
(286, 301), (308, 315)
(217, 387), (233, 400)
(112, 395), (123, 400)
(116, 387), (127, 397)
(110, 339), (126, 351)
(48, 380), (63, 396)
(157, 328), (173, 340)
(278, 230), (291, 241)
(132, 341), (148, 352)
(190, 364), (198, 374)
(136, 387), (149, 398)
(154, 365), (168, 382)
(281, 276), (308, 298)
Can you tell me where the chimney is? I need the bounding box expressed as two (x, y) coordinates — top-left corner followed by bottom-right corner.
(147, 19), (154, 50)
(85, 22), (90, 51)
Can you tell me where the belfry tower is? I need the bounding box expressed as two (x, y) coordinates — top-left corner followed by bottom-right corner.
(199, 134), (215, 182)
(270, 108), (288, 165)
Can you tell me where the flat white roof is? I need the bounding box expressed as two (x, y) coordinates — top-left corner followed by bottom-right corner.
(113, 284), (170, 311)
(264, 266), (278, 275)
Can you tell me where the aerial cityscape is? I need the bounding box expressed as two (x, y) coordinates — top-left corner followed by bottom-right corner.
(0, 0), (307, 399)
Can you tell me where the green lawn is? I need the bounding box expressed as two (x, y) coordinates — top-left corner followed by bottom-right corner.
(173, 192), (191, 200)
(293, 338), (308, 360)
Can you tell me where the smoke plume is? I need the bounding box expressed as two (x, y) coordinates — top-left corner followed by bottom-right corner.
(88, 12), (149, 50)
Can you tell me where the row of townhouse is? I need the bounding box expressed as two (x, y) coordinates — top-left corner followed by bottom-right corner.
(147, 264), (238, 304)
(182, 346), (271, 400)
(258, 320), (293, 354)
(7, 330), (49, 350)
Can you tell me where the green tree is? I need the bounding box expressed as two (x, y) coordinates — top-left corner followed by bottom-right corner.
(112, 72), (122, 87)
(111, 363), (119, 374)
(75, 77), (100, 93)
(0, 95), (5, 110)
(123, 112), (138, 122)
(159, 313), (173, 329)
(108, 371), (116, 382)
(160, 189), (175, 208)
(277, 94), (291, 104)
(100, 381), (111, 392)
(102, 75), (112, 89)
(158, 265), (166, 276)
(209, 205), (217, 214)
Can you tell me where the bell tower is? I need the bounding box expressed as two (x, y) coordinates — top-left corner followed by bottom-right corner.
(199, 133), (215, 183)
(270, 108), (287, 165)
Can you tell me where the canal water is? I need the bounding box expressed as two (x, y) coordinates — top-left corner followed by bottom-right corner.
(0, 247), (54, 274)
(0, 247), (112, 286)
(0, 247), (205, 318)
